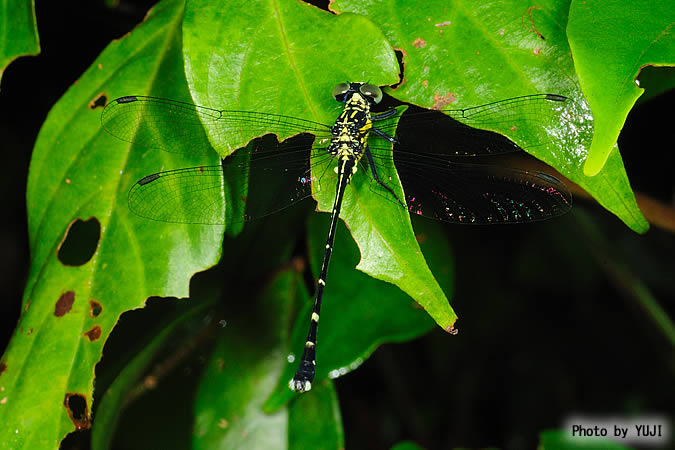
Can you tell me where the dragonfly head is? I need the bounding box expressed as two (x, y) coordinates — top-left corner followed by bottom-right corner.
(332, 82), (383, 105)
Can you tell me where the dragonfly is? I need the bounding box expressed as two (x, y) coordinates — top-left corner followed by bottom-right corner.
(102, 82), (572, 393)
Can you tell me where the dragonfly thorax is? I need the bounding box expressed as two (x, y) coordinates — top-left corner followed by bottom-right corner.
(328, 91), (373, 161)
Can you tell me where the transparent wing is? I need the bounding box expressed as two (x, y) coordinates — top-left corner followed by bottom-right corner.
(127, 136), (336, 225)
(102, 95), (333, 156)
(128, 165), (227, 225)
(374, 94), (569, 156)
(118, 92), (573, 226)
(366, 148), (572, 224)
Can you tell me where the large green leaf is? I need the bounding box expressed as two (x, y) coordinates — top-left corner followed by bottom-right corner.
(567, 0), (675, 176)
(0, 0), (39, 84)
(0, 0), (223, 447)
(182, 0), (457, 330)
(182, 0), (400, 154)
(332, 0), (649, 233)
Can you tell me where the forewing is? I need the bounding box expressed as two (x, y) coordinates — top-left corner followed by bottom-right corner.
(102, 96), (333, 156)
(374, 94), (569, 156)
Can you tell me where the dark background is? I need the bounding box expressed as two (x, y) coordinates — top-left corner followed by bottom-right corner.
(1, 1), (673, 449)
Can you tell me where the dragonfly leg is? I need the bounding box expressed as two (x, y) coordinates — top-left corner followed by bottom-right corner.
(364, 147), (406, 209)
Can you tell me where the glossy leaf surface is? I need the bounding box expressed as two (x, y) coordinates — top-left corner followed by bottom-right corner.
(0, 1), (222, 447)
(567, 0), (675, 176)
(333, 0), (649, 233)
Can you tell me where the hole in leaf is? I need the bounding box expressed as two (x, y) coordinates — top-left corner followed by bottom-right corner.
(391, 48), (405, 89)
(88, 92), (107, 109)
(89, 300), (103, 317)
(57, 218), (100, 266)
(55, 291), (75, 317)
(64, 393), (90, 430)
(84, 325), (101, 341)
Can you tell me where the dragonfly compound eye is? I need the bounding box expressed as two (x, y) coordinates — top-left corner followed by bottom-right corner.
(332, 83), (350, 102)
(359, 83), (383, 104)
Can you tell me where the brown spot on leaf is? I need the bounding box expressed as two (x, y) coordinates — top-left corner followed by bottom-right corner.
(421, 80), (428, 88)
(0, 362), (7, 376)
(432, 92), (456, 110)
(55, 291), (75, 317)
(27, 328), (33, 335)
(0, 397), (6, 404)
(89, 300), (103, 318)
(412, 37), (427, 48)
(84, 325), (101, 341)
(88, 92), (107, 110)
(411, 301), (424, 311)
(24, 300), (30, 312)
(64, 393), (90, 430)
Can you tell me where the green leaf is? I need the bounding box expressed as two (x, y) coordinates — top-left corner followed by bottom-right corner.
(567, 1), (675, 176)
(0, 0), (40, 84)
(332, 0), (649, 233)
(193, 269), (344, 450)
(0, 0), (223, 447)
(264, 213), (448, 410)
(390, 441), (426, 450)
(309, 103), (456, 331)
(182, 0), (400, 156)
(287, 380), (344, 449)
(183, 2), (456, 331)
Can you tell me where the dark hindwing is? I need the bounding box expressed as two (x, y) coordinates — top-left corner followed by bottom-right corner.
(364, 93), (572, 223)
(394, 155), (572, 224)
